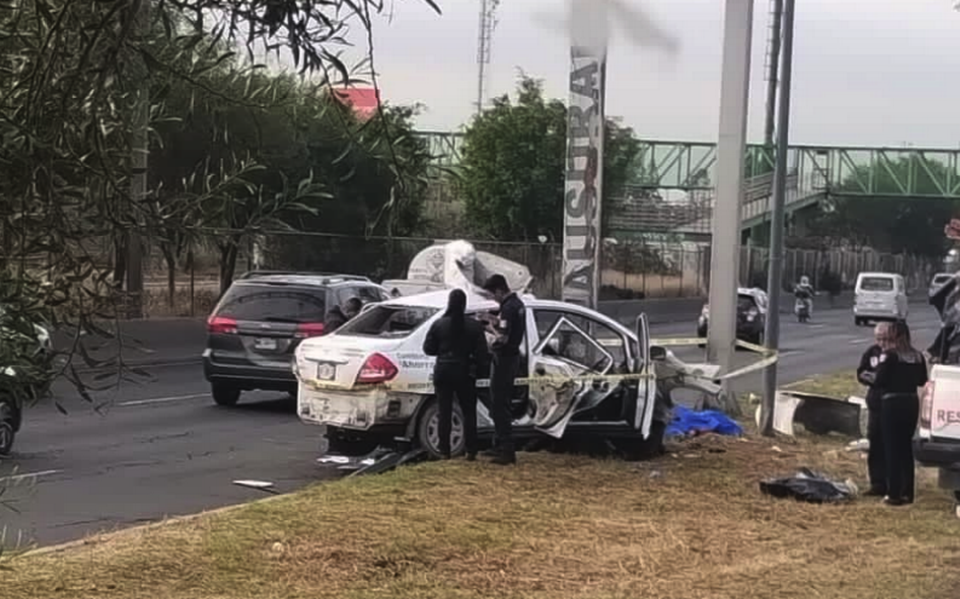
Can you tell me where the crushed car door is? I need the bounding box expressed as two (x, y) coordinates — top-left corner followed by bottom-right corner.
(528, 316), (615, 438)
(634, 313), (657, 438)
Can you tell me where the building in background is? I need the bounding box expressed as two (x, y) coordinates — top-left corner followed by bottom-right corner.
(332, 87), (380, 121)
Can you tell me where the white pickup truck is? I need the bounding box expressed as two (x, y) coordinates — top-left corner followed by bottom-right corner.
(914, 364), (960, 518)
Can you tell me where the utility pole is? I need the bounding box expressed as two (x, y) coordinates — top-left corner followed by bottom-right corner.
(760, 0), (797, 436)
(708, 0), (754, 414)
(763, 0), (784, 147)
(125, 0), (149, 319)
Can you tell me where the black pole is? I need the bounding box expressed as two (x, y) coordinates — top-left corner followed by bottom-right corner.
(760, 0), (796, 437)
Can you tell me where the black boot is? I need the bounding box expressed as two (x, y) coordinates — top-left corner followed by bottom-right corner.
(489, 445), (516, 465)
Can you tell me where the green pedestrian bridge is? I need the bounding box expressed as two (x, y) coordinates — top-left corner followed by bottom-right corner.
(418, 132), (960, 242)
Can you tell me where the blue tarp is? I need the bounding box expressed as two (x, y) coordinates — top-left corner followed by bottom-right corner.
(665, 405), (743, 438)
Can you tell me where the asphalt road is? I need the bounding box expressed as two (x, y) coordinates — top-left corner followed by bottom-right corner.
(0, 306), (943, 549)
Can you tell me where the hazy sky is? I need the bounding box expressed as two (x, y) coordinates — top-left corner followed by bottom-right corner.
(306, 0), (960, 148)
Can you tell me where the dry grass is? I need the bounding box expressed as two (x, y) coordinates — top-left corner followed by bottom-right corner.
(4, 430), (960, 599)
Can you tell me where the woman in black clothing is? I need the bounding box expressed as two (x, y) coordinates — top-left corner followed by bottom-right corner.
(874, 320), (929, 506)
(422, 289), (490, 460)
(856, 324), (887, 496)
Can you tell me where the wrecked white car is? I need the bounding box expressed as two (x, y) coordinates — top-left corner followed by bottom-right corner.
(294, 289), (726, 460)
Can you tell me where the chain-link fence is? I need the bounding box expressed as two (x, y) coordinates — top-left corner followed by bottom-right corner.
(127, 230), (939, 318)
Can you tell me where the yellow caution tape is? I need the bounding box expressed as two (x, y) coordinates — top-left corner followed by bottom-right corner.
(300, 337), (779, 392)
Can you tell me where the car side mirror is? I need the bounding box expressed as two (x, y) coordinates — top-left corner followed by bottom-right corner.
(650, 345), (667, 361)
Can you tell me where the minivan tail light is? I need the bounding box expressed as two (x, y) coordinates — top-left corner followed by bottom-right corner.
(294, 322), (325, 338)
(207, 315), (238, 335)
(356, 353), (398, 384)
(920, 381), (935, 430)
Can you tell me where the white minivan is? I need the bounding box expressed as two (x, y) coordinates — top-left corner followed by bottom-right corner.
(853, 272), (908, 326)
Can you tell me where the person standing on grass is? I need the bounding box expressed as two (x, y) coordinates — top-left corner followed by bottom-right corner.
(873, 320), (929, 506)
(857, 323), (888, 497)
(481, 274), (526, 466)
(422, 289), (490, 460)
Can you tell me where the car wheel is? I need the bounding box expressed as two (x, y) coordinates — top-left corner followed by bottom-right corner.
(416, 399), (465, 458)
(211, 384), (241, 407)
(0, 402), (16, 456)
(854, 318), (863, 327)
(614, 419), (667, 462)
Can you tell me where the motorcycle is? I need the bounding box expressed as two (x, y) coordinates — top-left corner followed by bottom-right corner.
(794, 288), (813, 323)
(795, 297), (811, 323)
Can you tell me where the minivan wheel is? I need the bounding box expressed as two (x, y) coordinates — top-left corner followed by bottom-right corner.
(211, 384), (241, 407)
(416, 399), (465, 458)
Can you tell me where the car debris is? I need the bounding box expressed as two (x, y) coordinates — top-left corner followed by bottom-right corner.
(754, 390), (866, 438)
(382, 239), (533, 298)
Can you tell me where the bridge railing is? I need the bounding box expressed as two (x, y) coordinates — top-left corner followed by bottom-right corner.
(628, 140), (960, 199)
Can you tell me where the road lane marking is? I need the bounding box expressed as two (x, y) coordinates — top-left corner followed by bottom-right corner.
(118, 393), (208, 407)
(0, 469), (62, 483)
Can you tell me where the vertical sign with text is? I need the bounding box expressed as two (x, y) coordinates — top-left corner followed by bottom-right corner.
(562, 47), (606, 308)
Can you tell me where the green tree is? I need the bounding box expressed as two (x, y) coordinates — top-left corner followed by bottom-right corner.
(461, 76), (642, 241)
(807, 156), (960, 257)
(0, 0), (441, 407)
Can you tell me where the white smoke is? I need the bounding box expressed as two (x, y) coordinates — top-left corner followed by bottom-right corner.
(533, 0), (680, 57)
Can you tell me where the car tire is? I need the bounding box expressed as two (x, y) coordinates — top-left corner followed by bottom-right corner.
(0, 402), (16, 456)
(211, 384), (241, 407)
(416, 399), (465, 459)
(614, 419), (667, 462)
(854, 317), (863, 327)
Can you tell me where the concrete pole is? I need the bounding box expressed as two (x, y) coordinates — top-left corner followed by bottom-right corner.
(760, 0), (796, 436)
(763, 0), (783, 148)
(708, 0), (754, 413)
(561, 0), (607, 310)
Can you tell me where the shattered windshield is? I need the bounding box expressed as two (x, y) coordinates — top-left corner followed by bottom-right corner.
(337, 305), (439, 338)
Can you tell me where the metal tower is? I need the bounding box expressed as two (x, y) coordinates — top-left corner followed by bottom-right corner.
(476, 0), (500, 115)
(763, 0), (784, 146)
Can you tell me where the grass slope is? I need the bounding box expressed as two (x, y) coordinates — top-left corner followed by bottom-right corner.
(5, 426), (960, 599)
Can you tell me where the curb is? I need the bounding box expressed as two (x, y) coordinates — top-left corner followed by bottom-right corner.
(21, 492), (289, 558)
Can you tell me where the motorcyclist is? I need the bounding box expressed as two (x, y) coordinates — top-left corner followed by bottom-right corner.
(794, 275), (815, 317)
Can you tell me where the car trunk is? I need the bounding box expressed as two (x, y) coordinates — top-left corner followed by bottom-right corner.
(296, 335), (408, 391)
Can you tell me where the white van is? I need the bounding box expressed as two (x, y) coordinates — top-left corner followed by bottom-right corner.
(853, 272), (908, 326)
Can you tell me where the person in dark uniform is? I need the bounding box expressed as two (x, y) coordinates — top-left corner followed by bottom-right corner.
(325, 297), (362, 333)
(857, 323), (887, 496)
(422, 289), (490, 460)
(873, 320), (929, 506)
(481, 274), (526, 465)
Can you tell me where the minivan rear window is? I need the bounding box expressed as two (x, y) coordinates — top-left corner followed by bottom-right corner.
(214, 284), (326, 323)
(337, 305), (439, 338)
(860, 277), (894, 292)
